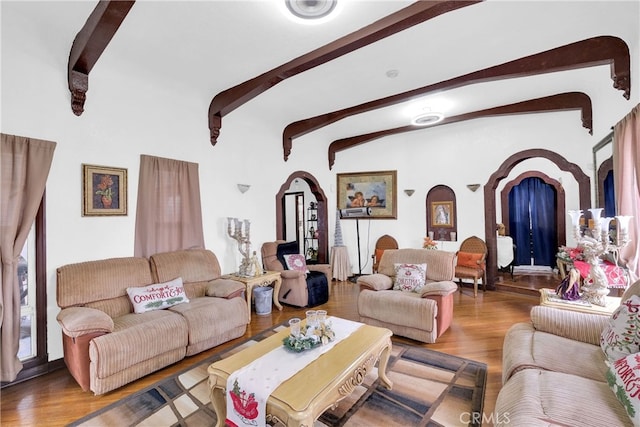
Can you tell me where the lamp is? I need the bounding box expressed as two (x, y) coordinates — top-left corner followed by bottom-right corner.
(284, 0), (338, 21)
(467, 184), (481, 192)
(404, 189), (415, 197)
(237, 184), (250, 194)
(411, 112), (444, 126)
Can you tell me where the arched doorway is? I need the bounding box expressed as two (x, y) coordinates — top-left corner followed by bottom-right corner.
(484, 149), (591, 287)
(275, 171), (329, 264)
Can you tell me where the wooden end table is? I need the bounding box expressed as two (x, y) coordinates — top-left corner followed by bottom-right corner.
(539, 288), (620, 315)
(222, 271), (282, 320)
(208, 321), (393, 427)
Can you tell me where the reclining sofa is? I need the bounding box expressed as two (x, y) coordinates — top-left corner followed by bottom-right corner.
(56, 248), (249, 395)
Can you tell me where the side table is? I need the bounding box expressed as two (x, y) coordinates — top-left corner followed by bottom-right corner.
(222, 271), (282, 321)
(330, 246), (350, 281)
(539, 288), (619, 316)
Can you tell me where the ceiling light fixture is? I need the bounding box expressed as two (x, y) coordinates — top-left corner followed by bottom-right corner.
(285, 0), (338, 21)
(411, 112), (444, 126)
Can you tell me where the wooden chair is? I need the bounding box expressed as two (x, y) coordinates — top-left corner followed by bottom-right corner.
(371, 234), (398, 273)
(454, 236), (487, 297)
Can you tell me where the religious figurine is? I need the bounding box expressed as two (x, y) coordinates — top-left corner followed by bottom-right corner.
(556, 268), (581, 301)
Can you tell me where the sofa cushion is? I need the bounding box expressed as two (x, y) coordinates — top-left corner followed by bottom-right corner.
(393, 263), (427, 292)
(57, 307), (114, 338)
(283, 254), (309, 273)
(206, 278), (245, 299)
(358, 289), (436, 332)
(356, 274), (393, 291)
(607, 353), (640, 425)
(456, 251), (483, 268)
(126, 277), (189, 314)
(601, 295), (640, 362)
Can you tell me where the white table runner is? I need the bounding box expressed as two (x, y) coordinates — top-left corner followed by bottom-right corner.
(225, 317), (362, 427)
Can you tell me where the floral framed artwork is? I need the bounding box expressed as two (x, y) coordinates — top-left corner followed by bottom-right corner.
(337, 170), (397, 219)
(431, 201), (454, 227)
(82, 164), (127, 216)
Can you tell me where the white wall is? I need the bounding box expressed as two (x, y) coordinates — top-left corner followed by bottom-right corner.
(1, 2), (637, 362)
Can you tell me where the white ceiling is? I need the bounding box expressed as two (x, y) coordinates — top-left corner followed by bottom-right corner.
(8, 0), (639, 156)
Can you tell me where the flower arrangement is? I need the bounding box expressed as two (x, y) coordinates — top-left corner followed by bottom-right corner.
(556, 245), (583, 262)
(423, 236), (438, 250)
(283, 321), (335, 352)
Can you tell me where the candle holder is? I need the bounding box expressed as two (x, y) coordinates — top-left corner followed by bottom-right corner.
(567, 210), (632, 306)
(227, 217), (253, 277)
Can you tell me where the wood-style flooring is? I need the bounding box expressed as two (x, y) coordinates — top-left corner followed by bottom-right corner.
(1, 272), (554, 426)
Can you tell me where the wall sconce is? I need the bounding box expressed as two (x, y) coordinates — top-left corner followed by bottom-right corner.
(466, 184), (481, 192)
(404, 189), (415, 197)
(237, 184), (250, 194)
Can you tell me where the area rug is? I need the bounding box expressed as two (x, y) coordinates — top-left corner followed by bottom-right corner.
(69, 323), (487, 427)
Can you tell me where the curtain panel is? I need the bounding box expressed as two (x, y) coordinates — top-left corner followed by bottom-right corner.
(613, 103), (640, 282)
(0, 133), (56, 382)
(134, 155), (205, 258)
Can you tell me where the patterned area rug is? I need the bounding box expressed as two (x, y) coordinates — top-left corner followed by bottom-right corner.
(69, 323), (487, 427)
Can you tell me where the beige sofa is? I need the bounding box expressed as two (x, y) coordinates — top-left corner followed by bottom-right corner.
(495, 281), (640, 426)
(356, 248), (458, 343)
(56, 248), (249, 395)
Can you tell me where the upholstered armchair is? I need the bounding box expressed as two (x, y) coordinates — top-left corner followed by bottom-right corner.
(371, 234), (398, 273)
(454, 236), (487, 297)
(356, 248), (458, 343)
(261, 241), (332, 308)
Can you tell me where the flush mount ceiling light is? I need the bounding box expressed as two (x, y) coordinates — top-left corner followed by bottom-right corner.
(285, 0), (338, 20)
(411, 112), (445, 126)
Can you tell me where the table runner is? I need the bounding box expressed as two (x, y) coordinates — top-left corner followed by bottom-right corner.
(225, 317), (362, 427)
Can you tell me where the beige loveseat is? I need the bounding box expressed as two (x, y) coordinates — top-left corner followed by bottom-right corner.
(495, 281), (640, 426)
(56, 248), (249, 395)
(356, 248), (458, 343)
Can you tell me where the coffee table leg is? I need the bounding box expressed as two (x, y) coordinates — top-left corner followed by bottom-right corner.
(210, 384), (227, 427)
(377, 339), (393, 390)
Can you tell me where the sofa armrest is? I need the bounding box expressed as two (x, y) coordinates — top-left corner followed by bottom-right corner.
(356, 274), (393, 291)
(308, 263), (332, 282)
(206, 278), (245, 299)
(56, 307), (113, 338)
(417, 280), (458, 297)
(530, 305), (610, 346)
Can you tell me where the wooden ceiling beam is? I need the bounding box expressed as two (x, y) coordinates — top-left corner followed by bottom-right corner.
(68, 0), (135, 116)
(327, 92), (593, 169)
(207, 0), (483, 145)
(285, 35), (630, 161)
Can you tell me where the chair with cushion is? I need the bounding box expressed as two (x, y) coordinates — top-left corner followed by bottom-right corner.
(371, 234), (398, 273)
(454, 236), (487, 297)
(261, 241), (332, 308)
(356, 248), (458, 343)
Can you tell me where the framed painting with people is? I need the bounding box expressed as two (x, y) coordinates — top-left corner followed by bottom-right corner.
(337, 170), (397, 219)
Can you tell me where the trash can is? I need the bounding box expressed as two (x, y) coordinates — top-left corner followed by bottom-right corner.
(253, 287), (273, 315)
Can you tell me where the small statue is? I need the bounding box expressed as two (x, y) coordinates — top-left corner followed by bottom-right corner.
(556, 268), (581, 301)
(250, 251), (263, 276)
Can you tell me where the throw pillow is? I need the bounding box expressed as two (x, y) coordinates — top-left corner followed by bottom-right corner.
(600, 295), (640, 362)
(276, 241), (299, 268)
(283, 254), (309, 273)
(127, 277), (190, 314)
(606, 352), (640, 425)
(393, 263), (427, 292)
(457, 252), (484, 269)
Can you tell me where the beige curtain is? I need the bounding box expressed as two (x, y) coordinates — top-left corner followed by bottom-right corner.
(134, 155), (205, 257)
(613, 103), (640, 282)
(1, 133), (56, 382)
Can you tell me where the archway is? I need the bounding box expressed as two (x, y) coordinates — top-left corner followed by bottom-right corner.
(275, 171), (329, 264)
(484, 149), (590, 287)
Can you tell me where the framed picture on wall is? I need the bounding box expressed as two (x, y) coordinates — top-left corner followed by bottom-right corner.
(82, 164), (128, 216)
(337, 170), (397, 219)
(431, 201), (454, 227)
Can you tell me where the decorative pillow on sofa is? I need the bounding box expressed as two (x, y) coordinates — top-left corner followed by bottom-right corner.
(283, 254), (309, 273)
(601, 295), (640, 362)
(127, 277), (189, 314)
(393, 263), (427, 292)
(456, 252), (483, 269)
(606, 352), (640, 425)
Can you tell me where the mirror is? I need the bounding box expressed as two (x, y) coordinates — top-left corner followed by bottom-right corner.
(283, 192), (305, 254)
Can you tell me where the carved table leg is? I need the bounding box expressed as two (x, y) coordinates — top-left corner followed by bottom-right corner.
(377, 338), (393, 390)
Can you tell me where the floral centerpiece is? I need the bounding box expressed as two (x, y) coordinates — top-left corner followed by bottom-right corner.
(423, 236), (438, 250)
(283, 321), (335, 352)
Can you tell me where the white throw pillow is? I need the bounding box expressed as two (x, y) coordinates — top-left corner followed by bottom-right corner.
(127, 277), (189, 314)
(600, 295), (640, 362)
(393, 263), (427, 292)
(283, 254), (309, 273)
(606, 352), (640, 425)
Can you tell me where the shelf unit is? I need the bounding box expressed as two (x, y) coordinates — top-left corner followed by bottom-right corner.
(305, 205), (318, 263)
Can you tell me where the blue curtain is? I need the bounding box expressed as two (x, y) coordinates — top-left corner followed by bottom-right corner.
(509, 177), (557, 267)
(604, 170), (616, 217)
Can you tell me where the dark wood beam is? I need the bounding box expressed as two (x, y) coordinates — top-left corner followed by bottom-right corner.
(68, 1), (135, 116)
(207, 0), (483, 145)
(327, 92), (592, 169)
(286, 35), (630, 160)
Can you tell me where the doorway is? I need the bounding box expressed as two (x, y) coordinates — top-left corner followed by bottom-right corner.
(283, 192), (305, 254)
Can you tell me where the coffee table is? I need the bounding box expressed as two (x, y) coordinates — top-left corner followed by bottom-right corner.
(208, 320), (393, 427)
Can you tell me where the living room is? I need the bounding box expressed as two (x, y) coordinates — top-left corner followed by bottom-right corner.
(1, 1), (639, 425)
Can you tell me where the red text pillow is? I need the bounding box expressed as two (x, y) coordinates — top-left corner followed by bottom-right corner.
(457, 252), (483, 269)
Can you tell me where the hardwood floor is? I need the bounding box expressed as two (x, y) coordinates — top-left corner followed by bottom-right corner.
(1, 272), (552, 426)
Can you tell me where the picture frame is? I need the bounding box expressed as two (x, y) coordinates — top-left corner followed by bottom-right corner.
(337, 170), (397, 219)
(431, 201), (454, 227)
(82, 164), (127, 216)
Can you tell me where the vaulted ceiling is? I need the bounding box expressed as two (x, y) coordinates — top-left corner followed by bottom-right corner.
(63, 0), (637, 167)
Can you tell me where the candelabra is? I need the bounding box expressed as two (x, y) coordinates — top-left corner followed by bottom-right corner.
(567, 208), (632, 306)
(227, 217), (253, 277)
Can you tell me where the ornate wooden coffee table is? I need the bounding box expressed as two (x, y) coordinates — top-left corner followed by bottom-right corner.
(208, 320), (393, 427)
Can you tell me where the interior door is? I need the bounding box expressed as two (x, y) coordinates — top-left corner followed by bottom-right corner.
(283, 192), (304, 253)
